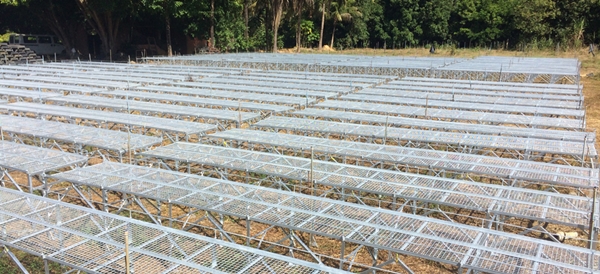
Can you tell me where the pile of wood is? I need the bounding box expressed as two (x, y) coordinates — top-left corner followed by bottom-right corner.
(0, 43), (42, 65)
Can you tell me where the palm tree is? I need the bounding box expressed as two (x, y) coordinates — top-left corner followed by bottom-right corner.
(294, 0), (315, 52)
(271, 0), (288, 52)
(329, 0), (361, 49)
(318, 0), (330, 50)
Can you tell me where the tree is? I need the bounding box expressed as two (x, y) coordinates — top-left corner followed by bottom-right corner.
(419, 0), (453, 43)
(450, 0), (512, 46)
(317, 0), (329, 49)
(511, 0), (556, 43)
(270, 0), (287, 52)
(143, 0), (184, 56)
(330, 0), (361, 48)
(294, 0), (314, 52)
(384, 0), (421, 46)
(76, 0), (137, 56)
(1, 0), (80, 56)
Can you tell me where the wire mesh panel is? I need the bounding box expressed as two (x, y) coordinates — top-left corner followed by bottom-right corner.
(51, 162), (599, 274)
(0, 102), (217, 136)
(101, 90), (293, 114)
(244, 71), (390, 84)
(342, 93), (582, 111)
(231, 75), (376, 88)
(439, 57), (580, 76)
(141, 142), (596, 228)
(15, 63), (223, 79)
(208, 129), (598, 188)
(140, 54), (578, 84)
(2, 75), (141, 89)
(358, 86), (582, 105)
(46, 95), (261, 123)
(0, 79), (105, 94)
(0, 115), (161, 152)
(254, 116), (594, 158)
(0, 87), (62, 101)
(171, 82), (339, 99)
(136, 85), (316, 106)
(397, 77), (581, 95)
(193, 77), (356, 94)
(0, 187), (343, 274)
(27, 61), (250, 76)
(0, 141), (87, 175)
(314, 100), (583, 129)
(293, 108), (593, 142)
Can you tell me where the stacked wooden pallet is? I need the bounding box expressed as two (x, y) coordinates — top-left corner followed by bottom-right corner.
(0, 43), (41, 65)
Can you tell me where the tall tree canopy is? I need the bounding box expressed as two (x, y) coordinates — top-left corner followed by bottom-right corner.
(2, 0), (599, 54)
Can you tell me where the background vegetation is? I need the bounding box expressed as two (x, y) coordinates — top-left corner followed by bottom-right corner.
(0, 0), (599, 55)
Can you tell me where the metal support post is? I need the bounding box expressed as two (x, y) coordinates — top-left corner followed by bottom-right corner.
(125, 230), (131, 274)
(589, 187), (597, 249)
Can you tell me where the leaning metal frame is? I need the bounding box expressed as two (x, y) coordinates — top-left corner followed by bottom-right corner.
(0, 141), (87, 193)
(0, 187), (342, 274)
(49, 162), (600, 274)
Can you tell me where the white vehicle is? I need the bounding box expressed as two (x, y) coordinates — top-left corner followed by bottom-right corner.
(8, 34), (65, 55)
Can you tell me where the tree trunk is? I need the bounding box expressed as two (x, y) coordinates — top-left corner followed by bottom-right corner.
(330, 20), (336, 49)
(318, 1), (325, 50)
(271, 0), (284, 52)
(244, 0), (250, 40)
(295, 0), (303, 52)
(264, 2), (270, 51)
(210, 0), (215, 48)
(76, 1), (120, 58)
(165, 1), (173, 56)
(273, 23), (279, 52)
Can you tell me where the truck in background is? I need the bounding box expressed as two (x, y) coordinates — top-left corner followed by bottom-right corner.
(8, 34), (65, 55)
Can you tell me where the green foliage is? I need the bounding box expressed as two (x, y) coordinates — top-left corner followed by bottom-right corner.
(301, 20), (319, 46)
(453, 0), (512, 44)
(0, 32), (12, 43)
(2, 0), (600, 53)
